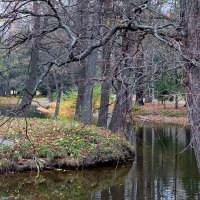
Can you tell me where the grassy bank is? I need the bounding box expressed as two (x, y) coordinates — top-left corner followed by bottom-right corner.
(132, 103), (189, 125)
(0, 118), (134, 172)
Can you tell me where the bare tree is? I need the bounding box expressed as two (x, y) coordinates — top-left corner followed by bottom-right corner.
(109, 0), (134, 132)
(181, 0), (200, 170)
(19, 1), (42, 112)
(97, 0), (113, 128)
(53, 69), (63, 120)
(135, 43), (145, 106)
(45, 73), (53, 103)
(75, 0), (102, 124)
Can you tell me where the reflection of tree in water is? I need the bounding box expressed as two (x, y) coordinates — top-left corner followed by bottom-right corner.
(124, 123), (200, 200)
(178, 132), (200, 200)
(0, 166), (131, 200)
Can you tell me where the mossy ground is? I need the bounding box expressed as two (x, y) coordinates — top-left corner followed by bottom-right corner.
(0, 118), (134, 172)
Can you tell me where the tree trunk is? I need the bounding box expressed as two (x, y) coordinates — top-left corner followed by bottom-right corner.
(109, 80), (132, 133)
(97, 0), (113, 128)
(135, 49), (144, 106)
(53, 70), (63, 120)
(20, 2), (41, 113)
(75, 0), (102, 124)
(45, 74), (53, 102)
(75, 63), (86, 120)
(97, 54), (111, 127)
(74, 0), (87, 121)
(175, 94), (178, 109)
(181, 0), (200, 170)
(19, 2), (53, 114)
(5, 78), (11, 97)
(109, 35), (132, 132)
(145, 80), (154, 103)
(175, 69), (179, 109)
(109, 0), (134, 133)
(77, 52), (97, 124)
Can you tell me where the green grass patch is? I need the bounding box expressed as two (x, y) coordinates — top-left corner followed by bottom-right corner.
(132, 104), (148, 116)
(0, 118), (134, 172)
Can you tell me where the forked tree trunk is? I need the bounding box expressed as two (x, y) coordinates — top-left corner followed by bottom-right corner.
(109, 32), (133, 132)
(75, 0), (102, 124)
(76, 53), (97, 124)
(109, 0), (134, 133)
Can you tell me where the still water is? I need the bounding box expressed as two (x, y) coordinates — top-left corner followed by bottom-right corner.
(0, 123), (200, 200)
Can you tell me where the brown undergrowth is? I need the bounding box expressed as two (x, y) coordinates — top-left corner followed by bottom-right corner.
(132, 102), (189, 126)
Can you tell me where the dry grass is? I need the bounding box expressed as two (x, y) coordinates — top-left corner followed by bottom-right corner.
(133, 102), (189, 125)
(38, 100), (75, 120)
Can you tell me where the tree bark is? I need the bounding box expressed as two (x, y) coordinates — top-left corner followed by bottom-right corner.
(20, 2), (41, 113)
(109, 33), (133, 133)
(109, 78), (132, 133)
(45, 74), (53, 102)
(181, 0), (200, 170)
(97, 0), (113, 128)
(108, 0), (134, 133)
(135, 50), (145, 106)
(175, 70), (179, 109)
(75, 0), (102, 124)
(76, 53), (97, 124)
(53, 70), (63, 120)
(74, 0), (94, 124)
(75, 62), (86, 121)
(97, 45), (112, 128)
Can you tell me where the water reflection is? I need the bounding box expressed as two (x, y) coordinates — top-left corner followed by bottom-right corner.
(0, 166), (131, 200)
(94, 123), (200, 199)
(0, 123), (200, 199)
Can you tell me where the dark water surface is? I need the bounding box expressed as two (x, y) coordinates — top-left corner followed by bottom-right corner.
(0, 123), (200, 200)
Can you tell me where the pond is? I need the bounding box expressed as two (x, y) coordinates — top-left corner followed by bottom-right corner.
(0, 123), (199, 200)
